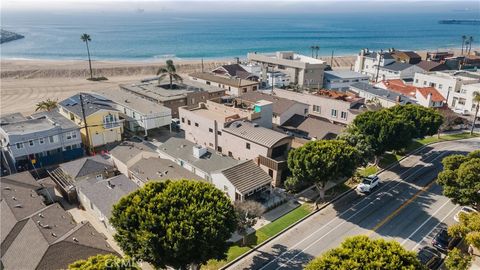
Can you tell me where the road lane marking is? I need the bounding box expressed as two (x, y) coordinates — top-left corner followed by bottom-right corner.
(271, 151), (451, 270)
(411, 205), (459, 251)
(400, 199), (452, 246)
(368, 180), (437, 235)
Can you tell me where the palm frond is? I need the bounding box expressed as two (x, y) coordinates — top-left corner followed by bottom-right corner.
(156, 68), (168, 75)
(172, 74), (183, 82)
(157, 73), (168, 84)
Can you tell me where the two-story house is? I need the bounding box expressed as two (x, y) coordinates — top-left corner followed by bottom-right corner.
(58, 93), (123, 151)
(0, 110), (83, 172)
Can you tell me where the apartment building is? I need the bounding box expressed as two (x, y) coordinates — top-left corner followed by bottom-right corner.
(58, 93), (123, 150)
(323, 70), (369, 91)
(248, 51), (327, 89)
(179, 100), (292, 185)
(0, 110), (83, 172)
(119, 79), (226, 118)
(413, 71), (480, 113)
(390, 50), (422, 64)
(272, 88), (365, 125)
(189, 72), (260, 96)
(93, 89), (171, 135)
(376, 79), (445, 108)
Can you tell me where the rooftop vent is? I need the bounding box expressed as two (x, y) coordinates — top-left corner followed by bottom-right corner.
(14, 204), (23, 208)
(193, 145), (208, 158)
(51, 233), (57, 237)
(39, 213), (44, 218)
(73, 237), (78, 242)
(3, 187), (11, 190)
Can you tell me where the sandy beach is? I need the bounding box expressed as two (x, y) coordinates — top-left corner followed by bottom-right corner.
(0, 48), (475, 116)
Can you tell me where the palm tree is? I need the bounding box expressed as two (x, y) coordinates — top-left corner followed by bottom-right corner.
(80, 33), (93, 79)
(471, 91), (480, 135)
(35, 98), (58, 112)
(156, 59), (183, 89)
(310, 45), (315, 58)
(461, 35), (467, 55)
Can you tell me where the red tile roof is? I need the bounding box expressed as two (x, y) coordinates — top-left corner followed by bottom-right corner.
(417, 87), (445, 102)
(380, 80), (417, 97)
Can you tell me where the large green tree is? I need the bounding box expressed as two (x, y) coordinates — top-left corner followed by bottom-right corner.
(351, 109), (414, 157)
(337, 131), (374, 166)
(471, 91), (480, 135)
(437, 150), (480, 206)
(449, 212), (480, 249)
(287, 140), (360, 199)
(69, 254), (139, 270)
(445, 248), (472, 270)
(110, 180), (237, 270)
(389, 104), (443, 138)
(305, 235), (423, 270)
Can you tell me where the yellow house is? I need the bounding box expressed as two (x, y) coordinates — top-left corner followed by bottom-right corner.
(58, 93), (123, 150)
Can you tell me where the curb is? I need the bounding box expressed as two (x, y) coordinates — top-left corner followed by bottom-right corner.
(220, 186), (355, 269)
(220, 136), (478, 269)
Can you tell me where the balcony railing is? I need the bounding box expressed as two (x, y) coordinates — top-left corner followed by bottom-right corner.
(258, 155), (287, 171)
(103, 122), (121, 129)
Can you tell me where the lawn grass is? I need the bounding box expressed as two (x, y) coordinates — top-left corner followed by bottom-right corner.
(202, 204), (312, 269)
(359, 165), (379, 177)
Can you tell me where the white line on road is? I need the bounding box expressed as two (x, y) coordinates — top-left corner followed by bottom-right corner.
(411, 205), (459, 251)
(400, 199), (452, 246)
(258, 148), (451, 270)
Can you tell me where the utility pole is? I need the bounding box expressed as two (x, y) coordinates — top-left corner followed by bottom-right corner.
(201, 58), (204, 73)
(330, 50), (334, 67)
(79, 94), (91, 155)
(271, 65), (275, 93)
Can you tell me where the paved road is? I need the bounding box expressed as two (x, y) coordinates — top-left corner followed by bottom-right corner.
(227, 138), (480, 270)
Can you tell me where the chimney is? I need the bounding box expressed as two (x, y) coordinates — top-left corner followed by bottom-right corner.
(427, 93), (433, 106)
(396, 95), (402, 103)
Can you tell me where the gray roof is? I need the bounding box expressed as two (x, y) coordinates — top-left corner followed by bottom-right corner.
(0, 172), (117, 269)
(223, 121), (291, 148)
(77, 174), (138, 219)
(1, 110), (78, 136)
(0, 113), (27, 124)
(93, 89), (172, 115)
(220, 160), (272, 194)
(129, 157), (200, 183)
(380, 62), (413, 71)
(364, 52), (394, 60)
(60, 155), (114, 179)
(237, 92), (306, 116)
(281, 115), (344, 140)
(190, 72), (260, 87)
(31, 110), (79, 130)
(324, 70), (369, 80)
(59, 93), (118, 118)
(109, 139), (158, 165)
(159, 137), (241, 174)
(350, 82), (416, 105)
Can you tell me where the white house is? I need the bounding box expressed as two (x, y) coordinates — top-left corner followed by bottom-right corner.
(323, 70), (369, 91)
(415, 87), (446, 108)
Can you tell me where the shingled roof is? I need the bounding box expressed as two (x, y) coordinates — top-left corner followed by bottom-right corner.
(223, 121), (291, 148)
(59, 155), (114, 179)
(220, 160), (272, 194)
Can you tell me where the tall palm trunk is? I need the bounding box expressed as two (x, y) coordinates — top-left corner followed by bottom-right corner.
(85, 41), (93, 79)
(169, 74), (173, 89)
(471, 102), (479, 135)
(461, 40), (465, 55)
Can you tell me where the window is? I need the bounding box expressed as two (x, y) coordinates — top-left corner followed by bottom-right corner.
(16, 142), (24, 149)
(461, 88), (467, 94)
(104, 114), (114, 124)
(458, 98), (466, 105)
(209, 143), (213, 147)
(206, 81), (211, 85)
(217, 146), (222, 152)
(304, 108), (308, 115)
(415, 79), (419, 83)
(181, 117), (185, 123)
(253, 86), (258, 91)
(341, 111), (348, 119)
(96, 174), (103, 181)
(124, 108), (127, 114)
(39, 138), (45, 145)
(132, 111), (136, 119)
(49, 135), (59, 143)
(187, 120), (191, 125)
(217, 131), (222, 136)
(438, 84), (443, 89)
(331, 109), (338, 117)
(268, 169), (274, 177)
(448, 86), (452, 91)
(246, 143), (250, 149)
(423, 81), (427, 86)
(313, 105), (321, 113)
(242, 88), (247, 93)
(223, 185), (228, 192)
(195, 122), (199, 127)
(209, 128), (213, 133)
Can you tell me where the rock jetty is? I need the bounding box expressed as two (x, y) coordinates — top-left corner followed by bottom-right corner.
(1, 29), (25, 44)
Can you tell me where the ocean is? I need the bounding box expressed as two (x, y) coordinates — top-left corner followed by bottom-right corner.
(1, 10), (479, 61)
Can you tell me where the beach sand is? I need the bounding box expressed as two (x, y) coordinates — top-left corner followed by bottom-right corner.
(0, 48), (475, 116)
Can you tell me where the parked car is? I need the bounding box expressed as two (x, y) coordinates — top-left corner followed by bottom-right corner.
(432, 229), (461, 252)
(356, 175), (379, 193)
(417, 246), (442, 270)
(454, 206), (478, 222)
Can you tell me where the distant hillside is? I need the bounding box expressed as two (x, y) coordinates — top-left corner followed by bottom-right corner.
(1, 29), (24, 44)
